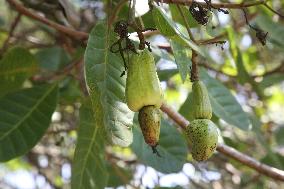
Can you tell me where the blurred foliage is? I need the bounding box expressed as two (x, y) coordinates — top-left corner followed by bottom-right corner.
(0, 0), (283, 189)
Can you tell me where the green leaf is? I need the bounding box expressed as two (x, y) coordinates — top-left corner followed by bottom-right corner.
(0, 84), (58, 162)
(152, 4), (202, 55)
(152, 7), (177, 37)
(227, 27), (249, 84)
(35, 46), (71, 71)
(274, 126), (284, 145)
(200, 70), (251, 130)
(84, 22), (134, 147)
(0, 15), (5, 26)
(131, 118), (187, 173)
(71, 100), (108, 189)
(261, 152), (284, 170)
(106, 163), (132, 187)
(59, 77), (83, 103)
(0, 47), (38, 96)
(157, 69), (179, 81)
(255, 14), (284, 49)
(259, 73), (284, 88)
(236, 50), (250, 85)
(251, 114), (284, 168)
(170, 40), (191, 82)
(178, 92), (194, 121)
(169, 4), (198, 28)
(137, 9), (156, 29)
(227, 27), (263, 97)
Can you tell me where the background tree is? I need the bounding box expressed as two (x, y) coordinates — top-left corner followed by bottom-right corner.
(0, 0), (284, 188)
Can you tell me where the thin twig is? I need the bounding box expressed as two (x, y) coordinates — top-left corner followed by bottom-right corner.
(160, 103), (284, 182)
(111, 162), (140, 189)
(252, 63), (284, 78)
(27, 153), (61, 189)
(176, 4), (195, 43)
(108, 0), (128, 25)
(0, 13), (21, 53)
(217, 144), (284, 181)
(175, 3), (199, 82)
(32, 57), (83, 82)
(158, 0), (265, 9)
(197, 34), (226, 45)
(263, 3), (284, 18)
(6, 0), (88, 40)
(190, 50), (199, 82)
(128, 0), (137, 24)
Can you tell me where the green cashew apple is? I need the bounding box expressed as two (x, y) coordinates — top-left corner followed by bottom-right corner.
(126, 49), (163, 112)
(138, 105), (161, 147)
(191, 81), (212, 119)
(186, 119), (218, 161)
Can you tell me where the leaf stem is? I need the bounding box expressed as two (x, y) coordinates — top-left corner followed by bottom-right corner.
(108, 0), (129, 25)
(175, 4), (199, 81)
(176, 4), (196, 43)
(0, 13), (21, 54)
(6, 0), (88, 40)
(263, 2), (284, 18)
(190, 50), (199, 82)
(128, 0), (136, 24)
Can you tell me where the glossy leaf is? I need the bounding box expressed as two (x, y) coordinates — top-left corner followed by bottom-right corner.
(200, 70), (251, 130)
(227, 27), (249, 85)
(71, 100), (108, 189)
(157, 69), (179, 81)
(261, 152), (284, 170)
(59, 77), (83, 103)
(275, 126), (284, 145)
(170, 40), (191, 82)
(178, 92), (194, 121)
(251, 114), (284, 168)
(169, 4), (198, 28)
(152, 7), (176, 36)
(84, 22), (134, 147)
(131, 118), (187, 173)
(0, 47), (38, 96)
(35, 46), (71, 71)
(255, 14), (284, 48)
(0, 84), (58, 162)
(227, 27), (263, 97)
(259, 73), (284, 88)
(106, 163), (132, 187)
(152, 4), (202, 55)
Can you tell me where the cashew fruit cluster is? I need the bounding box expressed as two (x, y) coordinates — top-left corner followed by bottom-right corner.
(186, 80), (218, 161)
(125, 49), (163, 149)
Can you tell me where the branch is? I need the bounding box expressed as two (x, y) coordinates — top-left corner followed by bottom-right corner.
(252, 63), (284, 78)
(27, 152), (61, 189)
(196, 33), (226, 45)
(108, 0), (128, 25)
(160, 103), (284, 182)
(32, 57), (83, 82)
(158, 0), (265, 9)
(263, 2), (284, 18)
(6, 0), (88, 41)
(190, 50), (199, 82)
(176, 4), (196, 43)
(0, 13), (21, 54)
